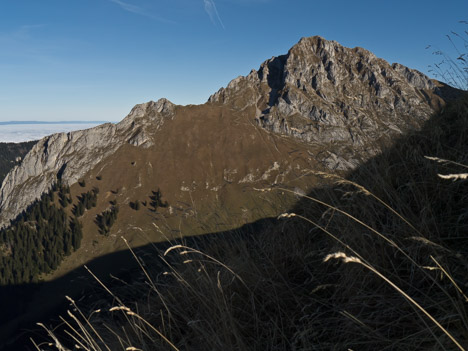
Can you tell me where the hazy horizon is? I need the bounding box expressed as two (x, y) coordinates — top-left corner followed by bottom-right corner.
(0, 122), (105, 143)
(0, 120), (109, 125)
(1, 0), (467, 122)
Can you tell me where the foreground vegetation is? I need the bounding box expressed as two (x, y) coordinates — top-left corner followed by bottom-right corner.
(31, 92), (468, 350)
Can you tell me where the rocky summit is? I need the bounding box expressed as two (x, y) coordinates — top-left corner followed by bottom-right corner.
(0, 36), (457, 231)
(209, 36), (454, 163)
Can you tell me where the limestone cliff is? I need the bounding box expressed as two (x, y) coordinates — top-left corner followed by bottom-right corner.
(0, 99), (175, 227)
(209, 36), (454, 165)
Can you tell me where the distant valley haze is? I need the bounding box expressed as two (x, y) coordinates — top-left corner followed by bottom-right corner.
(0, 121), (108, 125)
(0, 121), (107, 142)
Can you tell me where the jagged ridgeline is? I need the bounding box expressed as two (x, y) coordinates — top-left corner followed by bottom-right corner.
(0, 34), (466, 350)
(0, 35), (461, 288)
(0, 36), (460, 233)
(0, 180), (84, 285)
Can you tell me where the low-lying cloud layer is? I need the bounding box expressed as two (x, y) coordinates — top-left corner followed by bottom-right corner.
(0, 123), (104, 143)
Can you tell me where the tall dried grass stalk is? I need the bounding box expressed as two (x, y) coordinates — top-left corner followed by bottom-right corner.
(324, 252), (465, 351)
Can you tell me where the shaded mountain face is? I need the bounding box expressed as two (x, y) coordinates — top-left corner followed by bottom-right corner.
(0, 36), (457, 238)
(0, 141), (36, 185)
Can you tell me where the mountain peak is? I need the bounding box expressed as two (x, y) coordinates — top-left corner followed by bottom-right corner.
(294, 35), (337, 50)
(209, 35), (448, 148)
(0, 36), (461, 228)
(121, 98), (175, 123)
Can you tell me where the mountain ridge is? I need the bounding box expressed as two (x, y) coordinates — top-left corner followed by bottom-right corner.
(209, 36), (450, 140)
(0, 35), (466, 350)
(0, 35), (460, 230)
(0, 99), (174, 227)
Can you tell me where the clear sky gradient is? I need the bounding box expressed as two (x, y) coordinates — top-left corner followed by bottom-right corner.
(0, 0), (467, 122)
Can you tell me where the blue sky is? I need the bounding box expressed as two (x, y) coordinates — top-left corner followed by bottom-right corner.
(0, 0), (467, 122)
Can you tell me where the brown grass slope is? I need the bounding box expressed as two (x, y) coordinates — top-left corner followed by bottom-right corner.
(47, 102), (323, 279)
(3, 64), (453, 349)
(34, 94), (468, 350)
(0, 38), (458, 319)
(0, 101), (322, 348)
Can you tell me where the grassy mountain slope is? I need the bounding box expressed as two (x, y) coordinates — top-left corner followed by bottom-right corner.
(33, 94), (468, 349)
(0, 35), (465, 350)
(37, 103), (324, 281)
(0, 100), (323, 350)
(0, 37), (456, 313)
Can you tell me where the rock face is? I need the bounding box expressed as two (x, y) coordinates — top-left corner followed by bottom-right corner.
(209, 36), (451, 162)
(0, 36), (458, 227)
(0, 99), (175, 227)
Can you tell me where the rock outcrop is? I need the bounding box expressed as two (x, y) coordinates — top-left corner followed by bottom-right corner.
(0, 99), (175, 227)
(209, 36), (453, 161)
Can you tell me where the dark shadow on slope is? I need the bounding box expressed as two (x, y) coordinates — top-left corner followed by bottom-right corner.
(435, 83), (464, 102)
(257, 54), (288, 112)
(2, 93), (468, 350)
(0, 141), (37, 185)
(0, 219), (276, 350)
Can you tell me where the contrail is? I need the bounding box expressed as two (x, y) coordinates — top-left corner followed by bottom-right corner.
(109, 0), (149, 16)
(204, 0), (225, 29)
(109, 0), (175, 24)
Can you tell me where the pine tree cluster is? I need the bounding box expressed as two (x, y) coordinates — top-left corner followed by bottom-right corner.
(0, 183), (83, 285)
(72, 188), (99, 217)
(149, 189), (168, 212)
(55, 182), (72, 207)
(95, 206), (119, 236)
